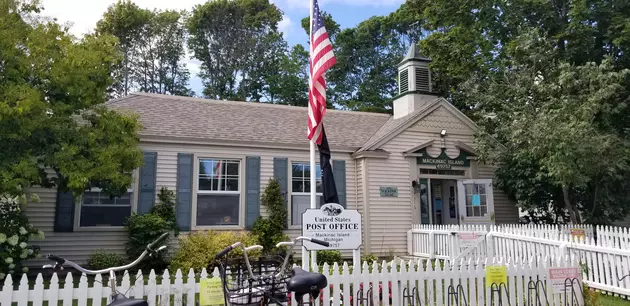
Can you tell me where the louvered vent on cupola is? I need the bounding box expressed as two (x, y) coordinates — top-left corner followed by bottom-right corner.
(415, 67), (431, 92)
(399, 68), (409, 94)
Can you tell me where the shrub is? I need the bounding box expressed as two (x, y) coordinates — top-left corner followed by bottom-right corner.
(151, 187), (178, 234)
(251, 178), (289, 254)
(170, 231), (260, 272)
(361, 253), (379, 264)
(124, 213), (172, 270)
(124, 187), (178, 270)
(316, 250), (342, 265)
(87, 250), (124, 270)
(0, 194), (44, 280)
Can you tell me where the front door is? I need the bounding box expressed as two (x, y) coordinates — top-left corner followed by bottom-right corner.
(443, 180), (459, 225)
(432, 181), (443, 224)
(419, 178), (430, 224)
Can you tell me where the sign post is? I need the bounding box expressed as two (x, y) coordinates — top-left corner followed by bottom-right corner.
(302, 203), (363, 267)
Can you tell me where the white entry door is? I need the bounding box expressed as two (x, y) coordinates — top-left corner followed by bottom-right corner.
(457, 179), (495, 224)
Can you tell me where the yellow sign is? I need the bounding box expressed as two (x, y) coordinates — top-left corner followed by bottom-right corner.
(200, 278), (224, 306)
(486, 265), (507, 287)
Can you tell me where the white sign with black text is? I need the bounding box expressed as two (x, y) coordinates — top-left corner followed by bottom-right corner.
(302, 203), (362, 250)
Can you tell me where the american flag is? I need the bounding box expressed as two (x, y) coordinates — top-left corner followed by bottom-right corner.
(307, 0), (336, 145)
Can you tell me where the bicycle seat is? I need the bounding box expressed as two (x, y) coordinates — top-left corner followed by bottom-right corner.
(109, 293), (149, 306)
(288, 267), (327, 294)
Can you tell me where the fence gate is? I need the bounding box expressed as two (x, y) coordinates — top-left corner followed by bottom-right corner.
(451, 231), (488, 262)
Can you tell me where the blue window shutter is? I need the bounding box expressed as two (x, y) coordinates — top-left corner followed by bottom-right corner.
(176, 153), (193, 231)
(273, 157), (288, 228)
(54, 189), (75, 232)
(245, 156), (261, 229)
(137, 151), (158, 214)
(333, 160), (347, 208)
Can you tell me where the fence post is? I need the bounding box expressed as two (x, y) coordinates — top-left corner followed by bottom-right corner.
(407, 230), (413, 256)
(486, 232), (494, 259)
(429, 231), (436, 259)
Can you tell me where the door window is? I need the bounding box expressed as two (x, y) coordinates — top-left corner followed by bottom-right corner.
(457, 179), (494, 222)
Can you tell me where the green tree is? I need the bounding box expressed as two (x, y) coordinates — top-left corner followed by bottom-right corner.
(300, 6), (422, 112)
(187, 0), (283, 100)
(97, 3), (193, 96)
(251, 178), (288, 254)
(471, 31), (630, 224)
(0, 0), (143, 198)
(96, 0), (152, 97)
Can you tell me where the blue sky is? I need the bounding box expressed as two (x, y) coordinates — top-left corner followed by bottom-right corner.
(41, 0), (404, 95)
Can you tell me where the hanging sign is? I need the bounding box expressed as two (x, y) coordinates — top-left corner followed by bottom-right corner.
(548, 267), (581, 293)
(302, 203), (362, 250)
(485, 265), (507, 287)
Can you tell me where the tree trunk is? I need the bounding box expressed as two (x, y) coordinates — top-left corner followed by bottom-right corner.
(562, 185), (581, 224)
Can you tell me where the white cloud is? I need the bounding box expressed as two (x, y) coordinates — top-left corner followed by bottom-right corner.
(278, 15), (292, 37)
(38, 0), (207, 37)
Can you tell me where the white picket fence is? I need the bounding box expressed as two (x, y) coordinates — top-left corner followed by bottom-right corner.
(0, 258), (582, 306)
(407, 223), (630, 297)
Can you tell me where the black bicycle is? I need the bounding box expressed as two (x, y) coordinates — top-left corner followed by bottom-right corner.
(215, 236), (330, 306)
(43, 233), (170, 306)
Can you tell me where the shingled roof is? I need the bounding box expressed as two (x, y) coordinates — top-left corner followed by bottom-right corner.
(107, 93), (391, 152)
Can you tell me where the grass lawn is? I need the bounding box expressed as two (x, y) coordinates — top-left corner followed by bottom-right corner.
(600, 294), (630, 306)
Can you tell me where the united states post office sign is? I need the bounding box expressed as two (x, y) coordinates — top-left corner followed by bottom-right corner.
(302, 203), (362, 250)
(379, 186), (398, 197)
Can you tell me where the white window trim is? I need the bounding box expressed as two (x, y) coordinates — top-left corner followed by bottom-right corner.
(192, 155), (245, 230)
(74, 169), (139, 231)
(457, 179), (495, 223)
(288, 160), (324, 229)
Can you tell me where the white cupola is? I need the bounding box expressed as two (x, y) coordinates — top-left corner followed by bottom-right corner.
(393, 43), (438, 119)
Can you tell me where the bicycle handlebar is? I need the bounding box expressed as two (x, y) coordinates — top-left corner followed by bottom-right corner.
(44, 233), (170, 274)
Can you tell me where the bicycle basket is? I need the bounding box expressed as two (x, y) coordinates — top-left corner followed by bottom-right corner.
(216, 255), (291, 306)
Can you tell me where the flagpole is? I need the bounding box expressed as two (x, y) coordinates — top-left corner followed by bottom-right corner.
(303, 0), (315, 272)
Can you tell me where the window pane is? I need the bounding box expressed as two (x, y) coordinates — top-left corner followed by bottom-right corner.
(472, 184), (479, 194)
(465, 184), (473, 195)
(315, 164), (322, 180)
(198, 177), (215, 191)
(196, 194), (240, 226)
(292, 180), (304, 193)
(466, 195), (472, 207)
(225, 179), (239, 191)
(226, 162), (239, 176)
(303, 165), (311, 179)
(316, 180), (323, 194)
(292, 164), (303, 178)
(474, 206), (481, 217)
(304, 180), (311, 192)
(199, 159), (218, 177)
(80, 205), (131, 227)
(466, 206), (473, 217)
(480, 195), (487, 206)
(478, 184), (486, 195)
(481, 205), (487, 216)
(292, 195), (324, 226)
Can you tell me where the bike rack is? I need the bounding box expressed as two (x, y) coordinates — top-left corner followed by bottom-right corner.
(355, 284), (374, 306)
(402, 286), (422, 306)
(447, 284), (468, 306)
(564, 278), (583, 306)
(527, 279), (549, 306)
(490, 282), (512, 306)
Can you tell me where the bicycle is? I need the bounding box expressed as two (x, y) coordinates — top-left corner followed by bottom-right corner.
(43, 232), (170, 306)
(214, 236), (330, 306)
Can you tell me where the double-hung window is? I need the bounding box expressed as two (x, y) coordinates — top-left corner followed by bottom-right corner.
(79, 187), (134, 227)
(291, 162), (323, 226)
(196, 158), (241, 226)
(457, 179), (494, 220)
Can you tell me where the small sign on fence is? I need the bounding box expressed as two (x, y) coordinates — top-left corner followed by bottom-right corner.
(486, 265), (507, 286)
(200, 278), (224, 306)
(548, 267), (581, 293)
(459, 232), (478, 248)
(571, 228), (585, 239)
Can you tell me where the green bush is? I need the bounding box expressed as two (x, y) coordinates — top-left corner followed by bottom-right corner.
(361, 253), (379, 264)
(0, 194), (44, 280)
(170, 231), (260, 272)
(151, 187), (178, 234)
(124, 213), (172, 270)
(87, 250), (124, 270)
(251, 178), (289, 254)
(124, 187), (178, 271)
(317, 250), (342, 265)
